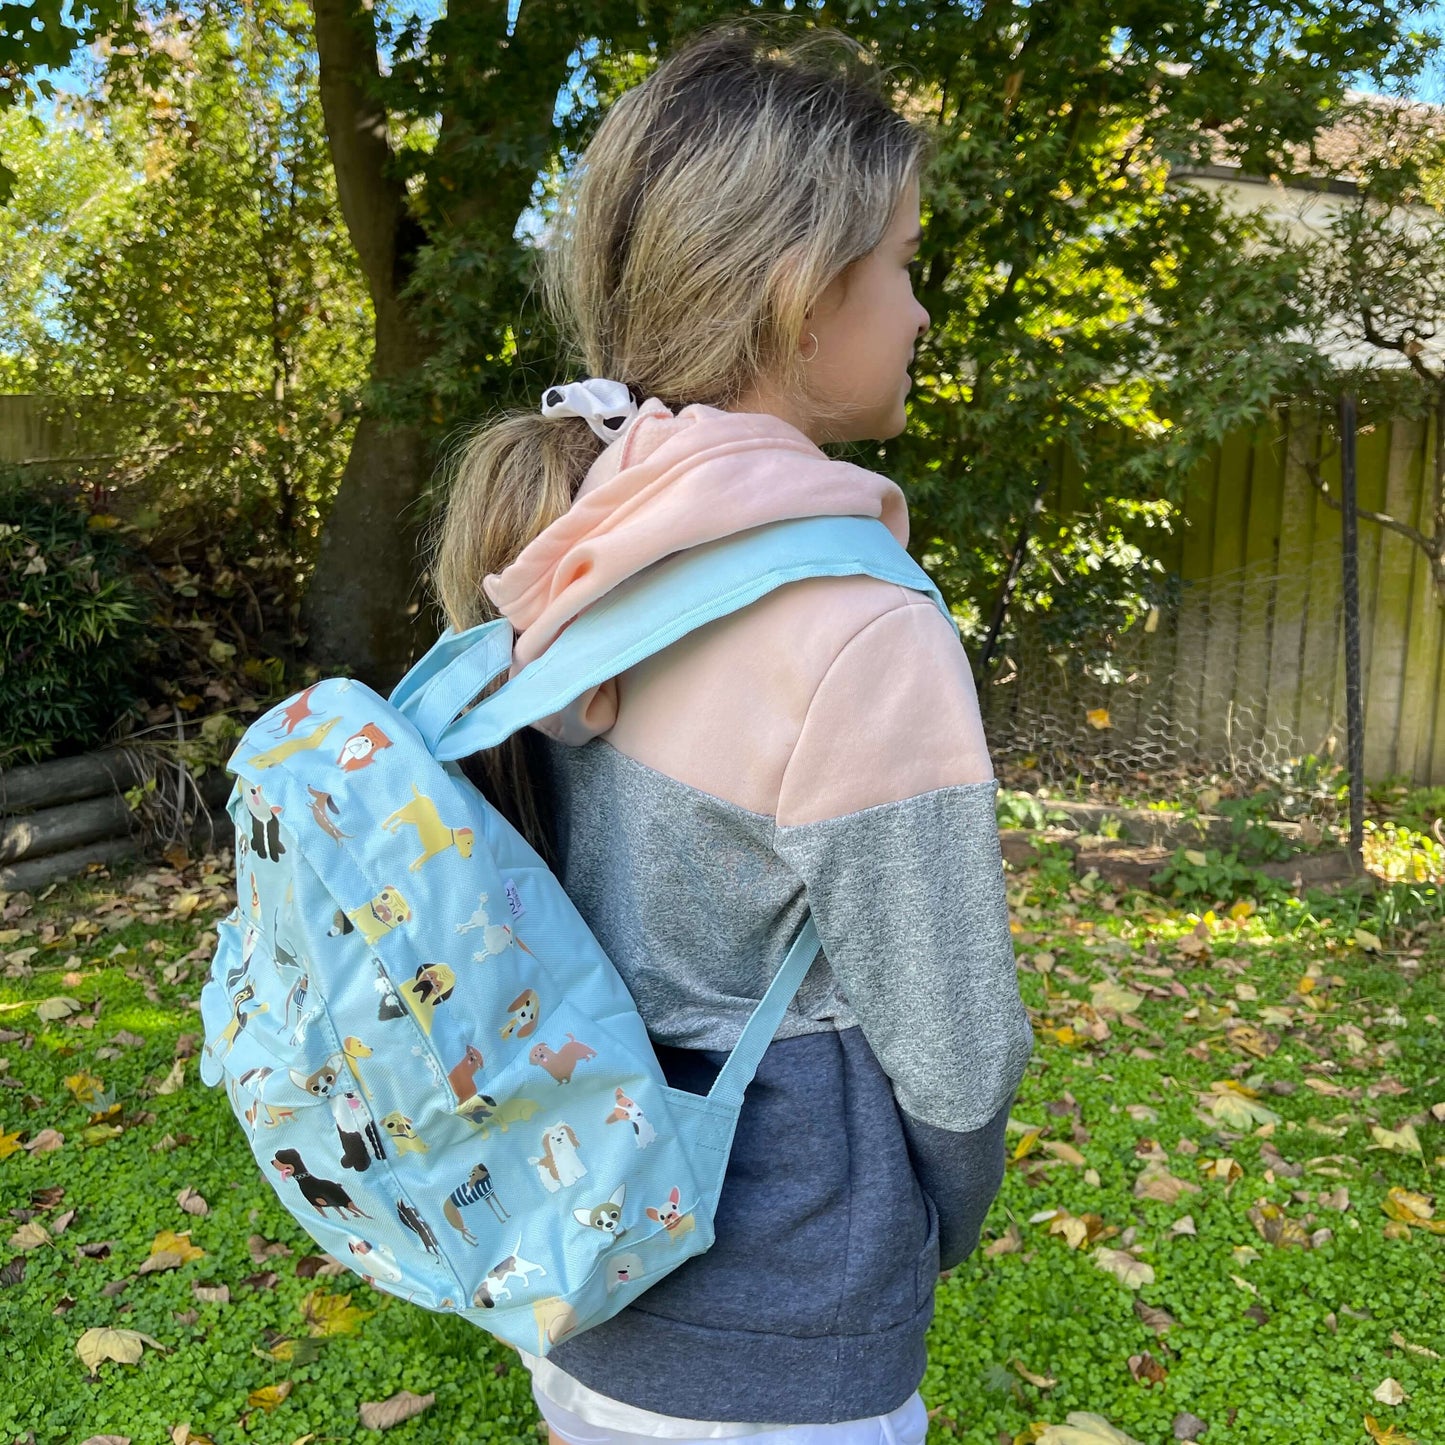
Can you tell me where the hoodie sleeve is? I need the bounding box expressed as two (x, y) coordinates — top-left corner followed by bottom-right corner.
(771, 597), (1033, 1268)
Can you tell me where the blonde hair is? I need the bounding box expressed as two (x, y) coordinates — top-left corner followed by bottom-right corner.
(434, 18), (927, 855)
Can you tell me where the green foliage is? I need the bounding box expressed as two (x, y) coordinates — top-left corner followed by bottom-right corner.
(0, 477), (150, 763)
(997, 791), (1072, 831)
(6, 816), (1445, 1442)
(1215, 792), (1297, 863)
(0, 0), (371, 558)
(1150, 846), (1289, 905)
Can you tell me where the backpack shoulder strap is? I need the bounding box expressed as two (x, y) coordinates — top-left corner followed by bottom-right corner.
(395, 515), (951, 762)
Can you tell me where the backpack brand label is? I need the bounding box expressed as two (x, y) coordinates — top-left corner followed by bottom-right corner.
(503, 879), (526, 920)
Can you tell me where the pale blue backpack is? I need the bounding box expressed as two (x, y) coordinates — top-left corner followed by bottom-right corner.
(198, 516), (950, 1357)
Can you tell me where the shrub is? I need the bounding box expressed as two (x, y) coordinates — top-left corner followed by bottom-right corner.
(0, 476), (151, 764)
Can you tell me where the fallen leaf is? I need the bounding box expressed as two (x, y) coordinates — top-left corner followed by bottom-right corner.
(75, 1326), (165, 1374)
(1248, 1202), (1313, 1249)
(176, 1187), (208, 1216)
(1371, 1124), (1423, 1157)
(192, 1282), (229, 1304)
(1091, 982), (1144, 1015)
(1085, 708), (1112, 731)
(0, 1128), (25, 1160)
(1133, 1299), (1176, 1333)
(248, 1381), (293, 1411)
(25, 1128), (64, 1153)
(1390, 1330), (1441, 1359)
(301, 1288), (372, 1337)
(64, 1071), (107, 1105)
(8, 1221), (50, 1251)
(1209, 1092), (1281, 1130)
(1134, 1163), (1201, 1204)
(985, 1221), (1023, 1257)
(358, 1389), (436, 1429)
(36, 996), (82, 1022)
(138, 1229), (205, 1274)
(1038, 1413), (1143, 1445)
(1373, 1378), (1409, 1406)
(1093, 1247), (1154, 1289)
(1042, 1140), (1087, 1167)
(78, 1436), (131, 1445)
(1127, 1351), (1167, 1386)
(154, 1059), (186, 1096)
(1354, 928), (1384, 952)
(1365, 1414), (1417, 1444)
(1172, 1412), (1209, 1441)
(1381, 1187), (1445, 1234)
(1011, 1358), (1059, 1389)
(1170, 1215), (1198, 1237)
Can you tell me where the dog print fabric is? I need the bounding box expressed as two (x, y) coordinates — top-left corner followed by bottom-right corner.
(198, 675), (740, 1355)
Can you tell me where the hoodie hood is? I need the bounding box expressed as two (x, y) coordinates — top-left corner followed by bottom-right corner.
(482, 398), (909, 744)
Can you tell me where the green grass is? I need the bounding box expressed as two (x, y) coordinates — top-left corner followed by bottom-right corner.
(2, 851), (1444, 1444)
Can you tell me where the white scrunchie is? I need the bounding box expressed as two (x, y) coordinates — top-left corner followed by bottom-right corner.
(540, 377), (639, 445)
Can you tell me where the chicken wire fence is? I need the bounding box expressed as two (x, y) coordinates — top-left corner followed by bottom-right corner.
(978, 551), (1359, 811)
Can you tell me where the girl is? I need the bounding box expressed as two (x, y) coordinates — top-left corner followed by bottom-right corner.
(435, 19), (1032, 1444)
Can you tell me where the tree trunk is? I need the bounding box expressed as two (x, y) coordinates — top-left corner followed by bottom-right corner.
(302, 0), (435, 686)
(302, 303), (434, 684)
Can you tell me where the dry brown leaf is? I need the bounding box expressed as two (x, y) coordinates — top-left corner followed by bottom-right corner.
(1133, 1299), (1176, 1333)
(1093, 1247), (1154, 1289)
(1390, 1330), (1441, 1359)
(78, 1436), (131, 1444)
(358, 1389), (436, 1430)
(1169, 1215), (1197, 1237)
(1038, 1413), (1144, 1445)
(1373, 1378), (1409, 1406)
(1134, 1163), (1201, 1204)
(1011, 1358), (1059, 1389)
(25, 1128), (64, 1153)
(1127, 1351), (1167, 1386)
(192, 1282), (229, 1304)
(176, 1187), (208, 1216)
(8, 1221), (50, 1251)
(75, 1326), (164, 1374)
(1042, 1140), (1087, 1167)
(985, 1221), (1024, 1257)
(154, 1059), (186, 1096)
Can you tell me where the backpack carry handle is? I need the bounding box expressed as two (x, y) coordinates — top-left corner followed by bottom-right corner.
(390, 616), (515, 753)
(397, 516), (951, 764)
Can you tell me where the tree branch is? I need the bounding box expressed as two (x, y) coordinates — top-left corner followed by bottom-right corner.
(1299, 445), (1438, 558)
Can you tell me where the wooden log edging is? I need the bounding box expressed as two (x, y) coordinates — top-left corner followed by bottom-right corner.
(0, 745), (234, 892)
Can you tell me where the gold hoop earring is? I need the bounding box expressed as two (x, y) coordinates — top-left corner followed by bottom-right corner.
(800, 331), (819, 363)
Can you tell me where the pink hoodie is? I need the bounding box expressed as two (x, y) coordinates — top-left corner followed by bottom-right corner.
(482, 398), (993, 826)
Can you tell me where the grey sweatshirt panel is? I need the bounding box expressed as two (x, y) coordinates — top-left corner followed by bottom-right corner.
(538, 737), (861, 1048)
(773, 781), (1034, 1134)
(535, 737), (1029, 1420)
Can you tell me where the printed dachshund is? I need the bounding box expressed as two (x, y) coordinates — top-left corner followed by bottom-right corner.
(246, 716), (340, 771)
(307, 786), (352, 844)
(271, 1148), (368, 1219)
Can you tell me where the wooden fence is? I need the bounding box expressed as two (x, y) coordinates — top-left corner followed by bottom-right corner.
(8, 394), (1445, 784)
(1004, 407), (1445, 785)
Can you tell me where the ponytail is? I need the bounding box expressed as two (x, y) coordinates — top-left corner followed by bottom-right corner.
(433, 410), (605, 860)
